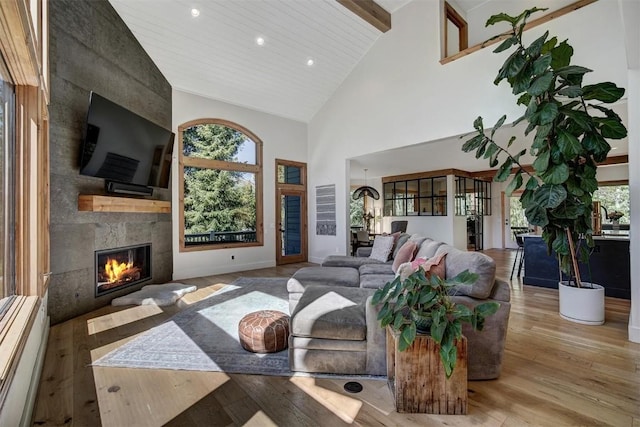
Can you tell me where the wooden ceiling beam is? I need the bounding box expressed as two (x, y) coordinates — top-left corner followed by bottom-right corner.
(337, 0), (391, 33)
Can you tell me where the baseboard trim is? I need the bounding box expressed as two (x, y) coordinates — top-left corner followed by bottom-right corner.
(173, 260), (276, 280)
(629, 323), (640, 343)
(308, 256), (325, 264)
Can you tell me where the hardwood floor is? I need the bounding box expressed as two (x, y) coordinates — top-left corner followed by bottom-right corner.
(32, 250), (639, 426)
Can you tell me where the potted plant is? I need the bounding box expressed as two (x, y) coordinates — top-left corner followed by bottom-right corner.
(371, 263), (499, 378)
(461, 8), (627, 324)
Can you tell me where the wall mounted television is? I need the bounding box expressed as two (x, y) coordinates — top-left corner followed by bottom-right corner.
(79, 92), (174, 196)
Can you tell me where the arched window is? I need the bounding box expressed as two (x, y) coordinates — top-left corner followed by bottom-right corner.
(178, 119), (263, 251)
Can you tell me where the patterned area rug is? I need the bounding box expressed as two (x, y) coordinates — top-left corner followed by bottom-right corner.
(110, 283), (197, 307)
(93, 277), (292, 375)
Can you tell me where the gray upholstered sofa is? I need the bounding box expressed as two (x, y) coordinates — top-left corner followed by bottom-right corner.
(287, 235), (511, 380)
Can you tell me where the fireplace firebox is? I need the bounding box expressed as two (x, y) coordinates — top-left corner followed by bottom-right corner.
(95, 243), (151, 297)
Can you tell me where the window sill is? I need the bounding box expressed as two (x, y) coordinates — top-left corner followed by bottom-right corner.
(0, 296), (40, 399)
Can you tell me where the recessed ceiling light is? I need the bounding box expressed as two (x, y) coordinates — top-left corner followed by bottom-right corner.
(191, 8), (200, 17)
(306, 58), (315, 67)
(612, 146), (618, 150)
(256, 36), (265, 46)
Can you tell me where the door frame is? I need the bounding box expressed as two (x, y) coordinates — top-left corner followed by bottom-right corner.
(501, 190), (524, 249)
(275, 159), (307, 265)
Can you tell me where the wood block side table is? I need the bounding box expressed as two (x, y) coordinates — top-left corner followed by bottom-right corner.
(386, 327), (467, 414)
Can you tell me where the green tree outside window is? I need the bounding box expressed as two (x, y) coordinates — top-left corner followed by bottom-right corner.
(180, 121), (262, 247)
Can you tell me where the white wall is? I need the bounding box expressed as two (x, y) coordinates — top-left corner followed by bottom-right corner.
(628, 68), (639, 342)
(171, 90), (307, 279)
(596, 163), (629, 182)
(308, 0), (628, 262)
(619, 0), (640, 342)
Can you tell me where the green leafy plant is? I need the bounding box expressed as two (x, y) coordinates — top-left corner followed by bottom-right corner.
(371, 268), (499, 378)
(462, 8), (627, 286)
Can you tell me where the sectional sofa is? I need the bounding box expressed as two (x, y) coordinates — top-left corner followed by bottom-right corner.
(287, 234), (512, 380)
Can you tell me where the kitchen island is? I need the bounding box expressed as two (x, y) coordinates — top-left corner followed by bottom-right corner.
(522, 233), (630, 299)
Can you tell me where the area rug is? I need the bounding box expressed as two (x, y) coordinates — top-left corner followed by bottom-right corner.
(110, 282), (197, 307)
(94, 277), (292, 375)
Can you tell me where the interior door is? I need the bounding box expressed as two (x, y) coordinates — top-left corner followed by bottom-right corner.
(276, 159), (307, 265)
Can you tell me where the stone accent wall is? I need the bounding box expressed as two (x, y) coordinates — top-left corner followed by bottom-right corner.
(49, 0), (172, 324)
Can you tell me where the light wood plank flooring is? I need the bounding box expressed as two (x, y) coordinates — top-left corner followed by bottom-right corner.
(32, 250), (640, 426)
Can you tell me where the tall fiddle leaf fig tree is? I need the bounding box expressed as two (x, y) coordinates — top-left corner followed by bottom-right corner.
(462, 8), (627, 286)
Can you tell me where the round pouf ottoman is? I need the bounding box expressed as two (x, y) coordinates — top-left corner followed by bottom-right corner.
(238, 310), (290, 353)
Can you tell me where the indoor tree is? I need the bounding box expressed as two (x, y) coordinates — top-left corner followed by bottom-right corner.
(462, 7), (627, 287)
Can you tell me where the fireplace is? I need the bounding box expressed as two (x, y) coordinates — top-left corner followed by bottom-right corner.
(95, 243), (151, 297)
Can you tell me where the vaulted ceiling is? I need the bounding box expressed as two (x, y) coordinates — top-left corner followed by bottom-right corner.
(109, 0), (411, 123)
(108, 0), (629, 179)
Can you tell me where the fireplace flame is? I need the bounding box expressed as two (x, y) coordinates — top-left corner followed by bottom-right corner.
(105, 258), (134, 283)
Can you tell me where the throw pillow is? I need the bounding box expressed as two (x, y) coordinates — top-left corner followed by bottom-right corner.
(407, 234), (428, 248)
(368, 235), (396, 262)
(423, 252), (447, 280)
(396, 253), (447, 281)
(395, 261), (414, 281)
(392, 241), (418, 273)
(391, 233), (411, 259)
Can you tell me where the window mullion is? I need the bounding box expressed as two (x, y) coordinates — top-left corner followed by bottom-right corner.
(183, 156), (260, 173)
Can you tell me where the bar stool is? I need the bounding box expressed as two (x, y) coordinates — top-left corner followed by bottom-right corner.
(510, 232), (525, 279)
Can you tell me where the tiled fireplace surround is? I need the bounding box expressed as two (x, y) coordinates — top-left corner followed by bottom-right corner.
(48, 0), (173, 324)
(48, 203), (173, 324)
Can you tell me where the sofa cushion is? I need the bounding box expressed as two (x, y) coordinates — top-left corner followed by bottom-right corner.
(415, 239), (443, 259)
(322, 255), (386, 268)
(291, 285), (374, 341)
(369, 235), (395, 261)
(359, 263), (393, 275)
(359, 273), (395, 289)
(435, 245), (496, 299)
(288, 266), (360, 294)
(392, 241), (418, 273)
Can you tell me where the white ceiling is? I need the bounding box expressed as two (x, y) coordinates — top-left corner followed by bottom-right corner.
(109, 0), (411, 123)
(108, 0), (628, 180)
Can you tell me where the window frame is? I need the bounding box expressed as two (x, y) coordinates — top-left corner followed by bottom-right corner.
(455, 176), (492, 217)
(383, 176), (447, 217)
(0, 0), (50, 405)
(0, 73), (16, 309)
(178, 118), (263, 252)
(444, 1), (468, 58)
(440, 0), (595, 64)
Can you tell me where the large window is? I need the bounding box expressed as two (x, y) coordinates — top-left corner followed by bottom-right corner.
(594, 184), (630, 225)
(0, 66), (15, 308)
(454, 177), (491, 217)
(349, 189), (364, 227)
(178, 119), (263, 250)
(383, 177), (447, 216)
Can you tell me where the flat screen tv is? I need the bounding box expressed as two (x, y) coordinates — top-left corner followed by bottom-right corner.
(79, 92), (174, 194)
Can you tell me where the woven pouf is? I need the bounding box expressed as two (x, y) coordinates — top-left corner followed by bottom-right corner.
(238, 310), (290, 353)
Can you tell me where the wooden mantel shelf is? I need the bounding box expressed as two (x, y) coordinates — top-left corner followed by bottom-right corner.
(78, 195), (171, 213)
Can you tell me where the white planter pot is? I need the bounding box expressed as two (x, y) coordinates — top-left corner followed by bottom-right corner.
(558, 281), (605, 325)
